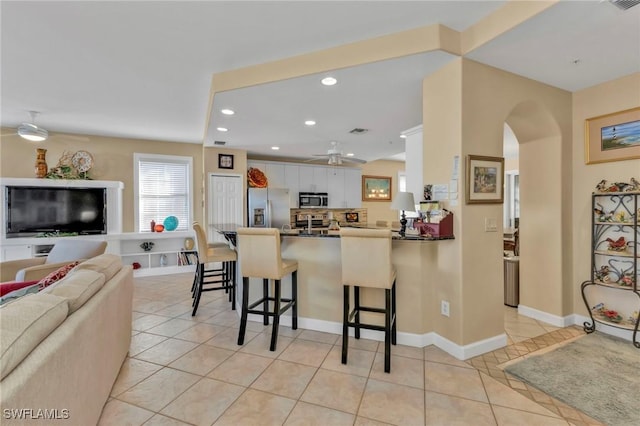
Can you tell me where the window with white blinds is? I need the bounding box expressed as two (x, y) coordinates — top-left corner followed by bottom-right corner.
(134, 153), (192, 232)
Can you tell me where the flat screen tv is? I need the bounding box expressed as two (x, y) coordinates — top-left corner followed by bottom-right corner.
(5, 186), (107, 237)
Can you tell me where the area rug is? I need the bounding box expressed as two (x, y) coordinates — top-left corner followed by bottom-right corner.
(504, 332), (639, 426)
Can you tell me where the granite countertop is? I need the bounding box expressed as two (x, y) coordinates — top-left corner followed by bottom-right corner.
(211, 223), (453, 241)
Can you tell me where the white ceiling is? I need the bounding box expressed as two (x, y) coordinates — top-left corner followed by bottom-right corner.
(2, 1), (639, 163)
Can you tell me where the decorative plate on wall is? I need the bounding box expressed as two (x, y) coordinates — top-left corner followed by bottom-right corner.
(71, 150), (94, 173)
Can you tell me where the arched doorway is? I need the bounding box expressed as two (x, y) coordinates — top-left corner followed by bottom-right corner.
(503, 100), (568, 337)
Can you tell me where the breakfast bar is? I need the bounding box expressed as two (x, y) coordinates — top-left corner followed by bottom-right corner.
(212, 223), (454, 344)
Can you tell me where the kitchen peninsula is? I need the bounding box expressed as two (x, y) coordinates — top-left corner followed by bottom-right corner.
(213, 224), (454, 348)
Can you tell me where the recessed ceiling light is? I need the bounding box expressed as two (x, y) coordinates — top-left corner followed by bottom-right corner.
(400, 134), (407, 139)
(346, 153), (354, 157)
(217, 127), (228, 132)
(271, 146), (280, 150)
(221, 109), (235, 115)
(321, 77), (337, 86)
(305, 120), (316, 126)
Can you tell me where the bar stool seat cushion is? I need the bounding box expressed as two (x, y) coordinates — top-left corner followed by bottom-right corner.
(340, 228), (395, 289)
(203, 247), (237, 263)
(281, 259), (298, 277)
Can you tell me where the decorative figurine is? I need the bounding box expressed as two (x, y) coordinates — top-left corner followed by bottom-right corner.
(619, 273), (635, 287)
(596, 179), (608, 192)
(140, 241), (155, 252)
(605, 236), (628, 252)
(595, 265), (611, 283)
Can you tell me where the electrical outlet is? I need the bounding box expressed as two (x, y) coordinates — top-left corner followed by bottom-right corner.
(441, 300), (450, 317)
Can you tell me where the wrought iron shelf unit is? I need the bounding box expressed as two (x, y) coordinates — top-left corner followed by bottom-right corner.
(581, 191), (639, 348)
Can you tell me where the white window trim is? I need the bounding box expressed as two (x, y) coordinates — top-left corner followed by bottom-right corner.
(133, 153), (194, 233)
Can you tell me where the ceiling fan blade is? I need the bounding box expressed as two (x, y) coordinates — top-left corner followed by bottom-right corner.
(1, 130), (18, 137)
(342, 157), (367, 164)
(312, 154), (330, 157)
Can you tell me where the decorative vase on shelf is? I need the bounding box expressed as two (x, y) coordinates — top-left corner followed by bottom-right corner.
(184, 237), (194, 250)
(35, 148), (48, 178)
(154, 224), (165, 233)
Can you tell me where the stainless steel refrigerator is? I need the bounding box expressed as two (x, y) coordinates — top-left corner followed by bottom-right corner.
(248, 188), (291, 229)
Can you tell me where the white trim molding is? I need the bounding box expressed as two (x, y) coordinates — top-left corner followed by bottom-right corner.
(518, 304), (574, 327)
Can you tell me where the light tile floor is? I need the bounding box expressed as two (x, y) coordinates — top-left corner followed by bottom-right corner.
(98, 273), (600, 426)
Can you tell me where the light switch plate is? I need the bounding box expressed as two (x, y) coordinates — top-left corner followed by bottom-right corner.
(484, 218), (497, 232)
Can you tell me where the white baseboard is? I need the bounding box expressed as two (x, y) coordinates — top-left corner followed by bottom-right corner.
(518, 304), (573, 327)
(572, 314), (634, 342)
(245, 313), (504, 360)
(433, 333), (508, 360)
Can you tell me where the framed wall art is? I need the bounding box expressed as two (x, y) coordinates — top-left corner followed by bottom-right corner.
(218, 153), (234, 169)
(466, 155), (504, 204)
(362, 175), (392, 201)
(585, 106), (640, 164)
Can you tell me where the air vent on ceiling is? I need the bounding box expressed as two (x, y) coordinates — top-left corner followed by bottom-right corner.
(213, 140), (226, 145)
(349, 128), (369, 134)
(609, 0), (640, 10)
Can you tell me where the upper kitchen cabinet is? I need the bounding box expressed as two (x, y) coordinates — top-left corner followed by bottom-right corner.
(327, 168), (345, 208)
(284, 164), (299, 207)
(247, 160), (361, 208)
(266, 163), (286, 188)
(344, 168), (362, 208)
(298, 165), (327, 193)
(327, 167), (362, 208)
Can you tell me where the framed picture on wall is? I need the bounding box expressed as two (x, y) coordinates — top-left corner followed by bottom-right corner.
(218, 153), (234, 169)
(466, 155), (504, 204)
(362, 175), (392, 201)
(585, 106), (640, 164)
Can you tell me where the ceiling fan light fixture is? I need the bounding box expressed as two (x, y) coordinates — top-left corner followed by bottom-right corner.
(17, 123), (48, 142)
(321, 76), (337, 86)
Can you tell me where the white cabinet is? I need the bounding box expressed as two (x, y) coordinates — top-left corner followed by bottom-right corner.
(344, 168), (362, 208)
(284, 165), (300, 207)
(298, 166), (315, 192)
(327, 168), (345, 208)
(111, 231), (197, 277)
(266, 163), (286, 188)
(313, 167), (328, 192)
(247, 160), (361, 207)
(1, 244), (32, 261)
(326, 168), (362, 208)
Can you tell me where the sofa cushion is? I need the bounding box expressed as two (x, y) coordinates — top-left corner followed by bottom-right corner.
(0, 280), (39, 296)
(46, 270), (106, 313)
(0, 293), (69, 379)
(37, 261), (80, 291)
(69, 254), (122, 281)
(0, 283), (40, 306)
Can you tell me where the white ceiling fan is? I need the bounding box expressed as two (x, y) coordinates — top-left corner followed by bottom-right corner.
(2, 111), (89, 142)
(14, 111), (48, 141)
(309, 141), (366, 165)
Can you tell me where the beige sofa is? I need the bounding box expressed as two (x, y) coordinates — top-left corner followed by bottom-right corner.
(0, 254), (133, 425)
(0, 239), (108, 282)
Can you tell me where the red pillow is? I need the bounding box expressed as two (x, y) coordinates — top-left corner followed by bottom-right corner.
(37, 261), (80, 290)
(0, 280), (39, 296)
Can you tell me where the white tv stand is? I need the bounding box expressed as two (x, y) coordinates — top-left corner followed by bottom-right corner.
(0, 178), (197, 276)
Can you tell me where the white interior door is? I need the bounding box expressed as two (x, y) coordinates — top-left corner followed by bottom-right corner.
(208, 174), (243, 243)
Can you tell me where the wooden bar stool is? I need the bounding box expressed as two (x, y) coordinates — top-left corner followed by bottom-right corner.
(191, 222), (237, 316)
(340, 228), (397, 373)
(236, 227), (298, 351)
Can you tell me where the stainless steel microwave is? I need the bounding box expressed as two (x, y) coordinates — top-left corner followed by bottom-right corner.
(299, 192), (328, 208)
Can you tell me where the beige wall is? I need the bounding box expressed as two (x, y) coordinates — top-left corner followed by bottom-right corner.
(571, 73), (640, 316)
(0, 132), (204, 233)
(422, 58), (574, 345)
(361, 160), (405, 225)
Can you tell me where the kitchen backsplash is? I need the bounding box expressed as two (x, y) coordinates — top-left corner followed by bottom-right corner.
(290, 208), (367, 228)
